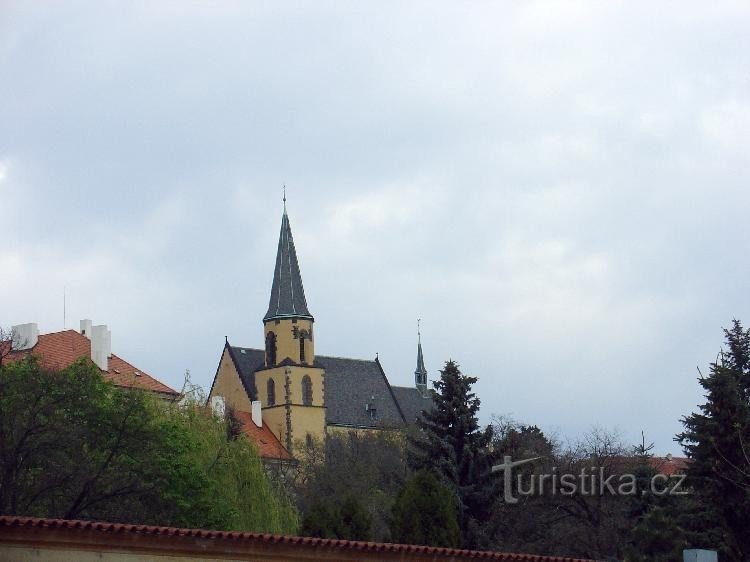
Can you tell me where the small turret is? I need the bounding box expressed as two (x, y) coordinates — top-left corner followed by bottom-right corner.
(415, 320), (427, 395)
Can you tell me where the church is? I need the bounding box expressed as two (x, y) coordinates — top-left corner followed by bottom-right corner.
(207, 202), (432, 458)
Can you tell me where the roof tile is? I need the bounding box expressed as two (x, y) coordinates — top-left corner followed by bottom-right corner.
(4, 330), (178, 396)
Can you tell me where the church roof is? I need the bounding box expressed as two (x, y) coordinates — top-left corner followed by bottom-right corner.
(263, 209), (313, 322)
(391, 385), (432, 424)
(317, 355), (406, 428)
(226, 345), (431, 429)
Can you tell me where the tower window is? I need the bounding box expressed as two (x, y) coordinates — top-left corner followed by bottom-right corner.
(265, 331), (277, 366)
(267, 378), (276, 407)
(301, 375), (313, 406)
(299, 330), (307, 363)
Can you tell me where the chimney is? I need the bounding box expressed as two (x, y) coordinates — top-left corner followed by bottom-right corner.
(251, 400), (262, 427)
(211, 396), (226, 418)
(11, 323), (39, 350)
(90, 324), (111, 370)
(683, 550), (718, 562)
(80, 319), (92, 339)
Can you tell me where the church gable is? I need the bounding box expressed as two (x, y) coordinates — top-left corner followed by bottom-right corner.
(208, 344), (259, 410)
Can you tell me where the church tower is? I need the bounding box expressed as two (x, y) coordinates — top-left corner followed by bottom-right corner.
(253, 201), (326, 455)
(415, 323), (428, 395)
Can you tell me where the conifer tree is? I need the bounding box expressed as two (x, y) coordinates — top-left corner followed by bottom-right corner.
(677, 320), (750, 560)
(408, 360), (495, 548)
(390, 471), (460, 548)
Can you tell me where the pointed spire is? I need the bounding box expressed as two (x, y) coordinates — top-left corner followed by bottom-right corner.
(263, 202), (313, 322)
(415, 319), (427, 392)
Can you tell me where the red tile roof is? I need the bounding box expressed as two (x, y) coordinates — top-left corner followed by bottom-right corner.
(0, 516), (599, 561)
(648, 456), (690, 476)
(4, 330), (178, 396)
(233, 410), (293, 461)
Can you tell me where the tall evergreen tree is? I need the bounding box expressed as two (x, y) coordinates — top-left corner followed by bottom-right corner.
(408, 360), (494, 548)
(677, 320), (750, 561)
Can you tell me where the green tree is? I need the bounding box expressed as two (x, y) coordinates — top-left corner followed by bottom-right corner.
(408, 360), (495, 548)
(390, 470), (460, 548)
(299, 495), (372, 540)
(0, 355), (297, 533)
(294, 431), (408, 541)
(677, 319), (750, 560)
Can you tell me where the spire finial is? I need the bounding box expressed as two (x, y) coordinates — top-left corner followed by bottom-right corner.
(282, 184), (287, 212)
(417, 318), (421, 342)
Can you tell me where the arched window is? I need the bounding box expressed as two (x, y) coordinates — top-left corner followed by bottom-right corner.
(265, 331), (277, 366)
(301, 375), (313, 406)
(267, 378), (276, 407)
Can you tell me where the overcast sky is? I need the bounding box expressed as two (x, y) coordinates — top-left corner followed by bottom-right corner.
(2, 1), (749, 454)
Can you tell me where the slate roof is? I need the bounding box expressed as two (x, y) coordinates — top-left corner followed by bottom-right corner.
(226, 345), (431, 429)
(263, 209), (313, 322)
(318, 355), (407, 428)
(391, 385), (432, 424)
(4, 330), (178, 396)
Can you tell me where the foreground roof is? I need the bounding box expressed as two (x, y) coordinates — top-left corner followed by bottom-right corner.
(0, 516), (598, 562)
(4, 330), (178, 396)
(227, 345), (431, 429)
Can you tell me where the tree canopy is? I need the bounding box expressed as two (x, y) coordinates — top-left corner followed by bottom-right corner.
(0, 355), (297, 533)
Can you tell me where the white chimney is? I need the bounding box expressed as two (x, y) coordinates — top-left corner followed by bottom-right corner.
(11, 323), (39, 350)
(683, 550), (718, 562)
(80, 319), (92, 339)
(90, 324), (110, 370)
(211, 396), (226, 418)
(251, 400), (263, 427)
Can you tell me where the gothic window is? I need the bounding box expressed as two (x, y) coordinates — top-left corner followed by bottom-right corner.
(301, 375), (313, 406)
(299, 330), (307, 363)
(265, 331), (277, 366)
(267, 378), (276, 407)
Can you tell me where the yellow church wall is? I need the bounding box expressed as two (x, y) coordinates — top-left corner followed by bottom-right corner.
(260, 405), (288, 447)
(254, 366), (324, 407)
(289, 405), (326, 443)
(208, 347), (252, 412)
(254, 365), (326, 449)
(263, 318), (315, 365)
(326, 425), (407, 442)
